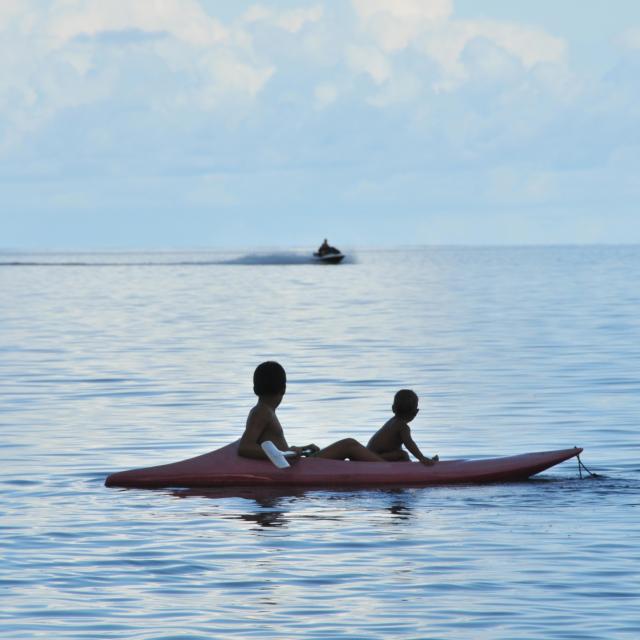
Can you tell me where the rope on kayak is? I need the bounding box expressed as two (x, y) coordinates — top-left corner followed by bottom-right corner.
(576, 453), (599, 479)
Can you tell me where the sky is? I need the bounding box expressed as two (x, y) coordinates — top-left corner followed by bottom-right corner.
(1, 0), (640, 249)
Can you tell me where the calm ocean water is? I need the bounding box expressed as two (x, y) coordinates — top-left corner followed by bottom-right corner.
(1, 246), (639, 639)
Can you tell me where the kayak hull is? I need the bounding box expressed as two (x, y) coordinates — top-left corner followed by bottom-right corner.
(105, 442), (583, 489)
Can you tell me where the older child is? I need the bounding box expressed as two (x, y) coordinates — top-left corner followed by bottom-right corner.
(238, 361), (383, 462)
(367, 389), (439, 465)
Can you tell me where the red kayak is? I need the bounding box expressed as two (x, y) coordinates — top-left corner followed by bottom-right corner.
(105, 442), (583, 489)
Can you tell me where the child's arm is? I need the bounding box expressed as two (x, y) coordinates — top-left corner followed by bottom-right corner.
(400, 425), (438, 465)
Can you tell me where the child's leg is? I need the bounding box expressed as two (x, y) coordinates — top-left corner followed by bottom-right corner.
(317, 438), (385, 462)
(379, 449), (410, 461)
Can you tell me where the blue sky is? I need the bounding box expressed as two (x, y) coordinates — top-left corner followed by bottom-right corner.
(1, 0), (640, 249)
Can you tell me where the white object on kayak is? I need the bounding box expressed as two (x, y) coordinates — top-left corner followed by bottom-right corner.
(261, 441), (296, 469)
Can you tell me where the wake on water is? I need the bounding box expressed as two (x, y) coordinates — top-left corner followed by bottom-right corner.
(0, 251), (355, 267)
(222, 251), (354, 265)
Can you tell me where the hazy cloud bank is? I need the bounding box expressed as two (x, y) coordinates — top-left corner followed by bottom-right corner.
(1, 0), (639, 246)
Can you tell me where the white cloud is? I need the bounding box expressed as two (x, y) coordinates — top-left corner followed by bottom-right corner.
(276, 6), (324, 33)
(314, 83), (338, 109)
(0, 0), (572, 146)
(0, 0), (635, 235)
(0, 0), (23, 28)
(352, 0), (452, 51)
(348, 0), (566, 94)
(467, 20), (565, 68)
(243, 5), (271, 24)
(368, 72), (421, 107)
(194, 51), (275, 107)
(352, 0), (452, 22)
(48, 0), (228, 47)
(418, 20), (566, 91)
(616, 26), (640, 50)
(347, 45), (391, 84)
(243, 4), (323, 33)
(0, 0), (278, 152)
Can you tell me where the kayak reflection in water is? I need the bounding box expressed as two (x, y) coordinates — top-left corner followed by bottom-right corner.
(367, 390), (439, 465)
(238, 361), (383, 462)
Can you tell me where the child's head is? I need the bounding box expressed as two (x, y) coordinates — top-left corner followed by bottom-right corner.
(392, 389), (419, 420)
(253, 361), (286, 397)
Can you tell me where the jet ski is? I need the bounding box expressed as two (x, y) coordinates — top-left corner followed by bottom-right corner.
(313, 244), (344, 264)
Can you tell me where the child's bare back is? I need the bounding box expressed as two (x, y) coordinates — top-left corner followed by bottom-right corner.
(367, 416), (413, 461)
(239, 401), (288, 457)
